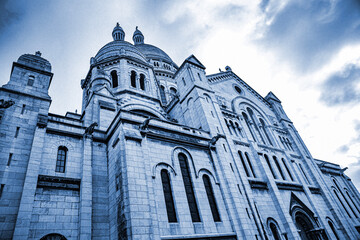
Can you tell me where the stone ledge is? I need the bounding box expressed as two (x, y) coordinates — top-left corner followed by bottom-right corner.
(161, 232), (236, 240)
(249, 179), (268, 190)
(37, 175), (81, 191)
(276, 181), (304, 192)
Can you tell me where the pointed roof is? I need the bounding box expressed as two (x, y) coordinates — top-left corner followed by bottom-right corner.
(184, 54), (206, 69)
(265, 91), (281, 103)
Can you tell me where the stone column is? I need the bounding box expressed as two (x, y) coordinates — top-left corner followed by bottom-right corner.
(13, 115), (47, 239)
(79, 133), (93, 239)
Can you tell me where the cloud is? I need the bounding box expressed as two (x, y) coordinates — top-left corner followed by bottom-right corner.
(319, 63), (360, 106)
(257, 0), (360, 73)
(0, 0), (19, 32)
(337, 145), (349, 154)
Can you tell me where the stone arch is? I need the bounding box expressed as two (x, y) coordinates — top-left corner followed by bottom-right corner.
(40, 233), (67, 240)
(197, 168), (219, 184)
(122, 104), (167, 120)
(232, 97), (271, 125)
(266, 217), (282, 240)
(50, 138), (74, 155)
(171, 147), (197, 178)
(152, 162), (177, 179)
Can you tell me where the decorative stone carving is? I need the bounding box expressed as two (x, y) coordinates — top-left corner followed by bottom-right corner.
(37, 114), (48, 128)
(84, 122), (98, 136)
(0, 99), (15, 109)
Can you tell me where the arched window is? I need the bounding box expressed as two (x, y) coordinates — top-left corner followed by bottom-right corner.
(111, 70), (118, 88)
(247, 108), (265, 144)
(273, 156), (285, 180)
(278, 136), (287, 149)
(345, 190), (360, 214)
(139, 74), (145, 90)
(259, 118), (273, 146)
(40, 233), (67, 240)
(281, 158), (294, 181)
(333, 179), (358, 217)
(161, 169), (177, 222)
(178, 153), (200, 222)
(160, 85), (167, 105)
(27, 75), (35, 86)
(203, 175), (220, 222)
(225, 119), (233, 135)
(265, 154), (276, 179)
(55, 146), (67, 173)
(299, 163), (310, 184)
(235, 122), (243, 137)
(245, 152), (256, 178)
(286, 138), (294, 150)
(269, 222), (281, 240)
(333, 189), (352, 218)
(130, 71), (136, 88)
(239, 151), (250, 177)
(328, 220), (340, 240)
(229, 120), (238, 136)
(242, 112), (256, 141)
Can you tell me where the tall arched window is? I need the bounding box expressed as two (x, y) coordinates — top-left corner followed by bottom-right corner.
(328, 220), (340, 240)
(139, 74), (145, 90)
(333, 179), (358, 218)
(242, 112), (256, 141)
(130, 71), (136, 88)
(333, 189), (352, 218)
(239, 151), (250, 177)
(111, 70), (118, 88)
(269, 222), (281, 240)
(203, 175), (220, 222)
(265, 154), (277, 179)
(259, 118), (273, 146)
(55, 146), (67, 173)
(178, 153), (200, 222)
(345, 190), (360, 214)
(160, 85), (167, 105)
(281, 158), (294, 181)
(247, 108), (265, 144)
(273, 156), (285, 180)
(245, 152), (256, 178)
(299, 163), (310, 184)
(161, 169), (177, 222)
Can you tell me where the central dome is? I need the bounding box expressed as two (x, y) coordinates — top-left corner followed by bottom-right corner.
(135, 43), (174, 64)
(94, 40), (147, 63)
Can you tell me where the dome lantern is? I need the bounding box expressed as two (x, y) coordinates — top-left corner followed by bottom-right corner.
(133, 26), (144, 45)
(112, 23), (125, 41)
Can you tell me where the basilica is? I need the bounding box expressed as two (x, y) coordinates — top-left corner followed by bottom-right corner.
(1, 23), (360, 240)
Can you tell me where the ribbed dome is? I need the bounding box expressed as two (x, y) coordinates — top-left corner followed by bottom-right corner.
(17, 51), (51, 72)
(94, 40), (147, 63)
(135, 43), (174, 64)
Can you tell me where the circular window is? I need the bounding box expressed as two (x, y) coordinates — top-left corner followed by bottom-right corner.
(234, 85), (242, 94)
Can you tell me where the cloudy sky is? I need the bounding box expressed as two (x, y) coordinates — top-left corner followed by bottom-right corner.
(0, 0), (359, 189)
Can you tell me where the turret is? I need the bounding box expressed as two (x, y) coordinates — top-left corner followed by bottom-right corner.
(2, 51), (53, 100)
(112, 22), (125, 41)
(133, 26), (144, 45)
(265, 91), (291, 123)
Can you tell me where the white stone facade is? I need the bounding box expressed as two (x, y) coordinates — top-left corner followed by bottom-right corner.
(0, 24), (360, 240)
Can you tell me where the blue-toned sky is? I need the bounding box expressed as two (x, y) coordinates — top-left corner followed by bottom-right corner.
(0, 0), (359, 189)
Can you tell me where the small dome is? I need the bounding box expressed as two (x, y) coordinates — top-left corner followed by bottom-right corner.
(133, 26), (144, 45)
(17, 51), (51, 72)
(112, 23), (125, 41)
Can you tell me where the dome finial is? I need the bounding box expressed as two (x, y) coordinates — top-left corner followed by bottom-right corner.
(133, 26), (144, 45)
(112, 23), (125, 41)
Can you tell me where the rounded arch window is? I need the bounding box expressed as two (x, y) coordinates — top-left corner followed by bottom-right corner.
(234, 85), (242, 94)
(40, 233), (67, 240)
